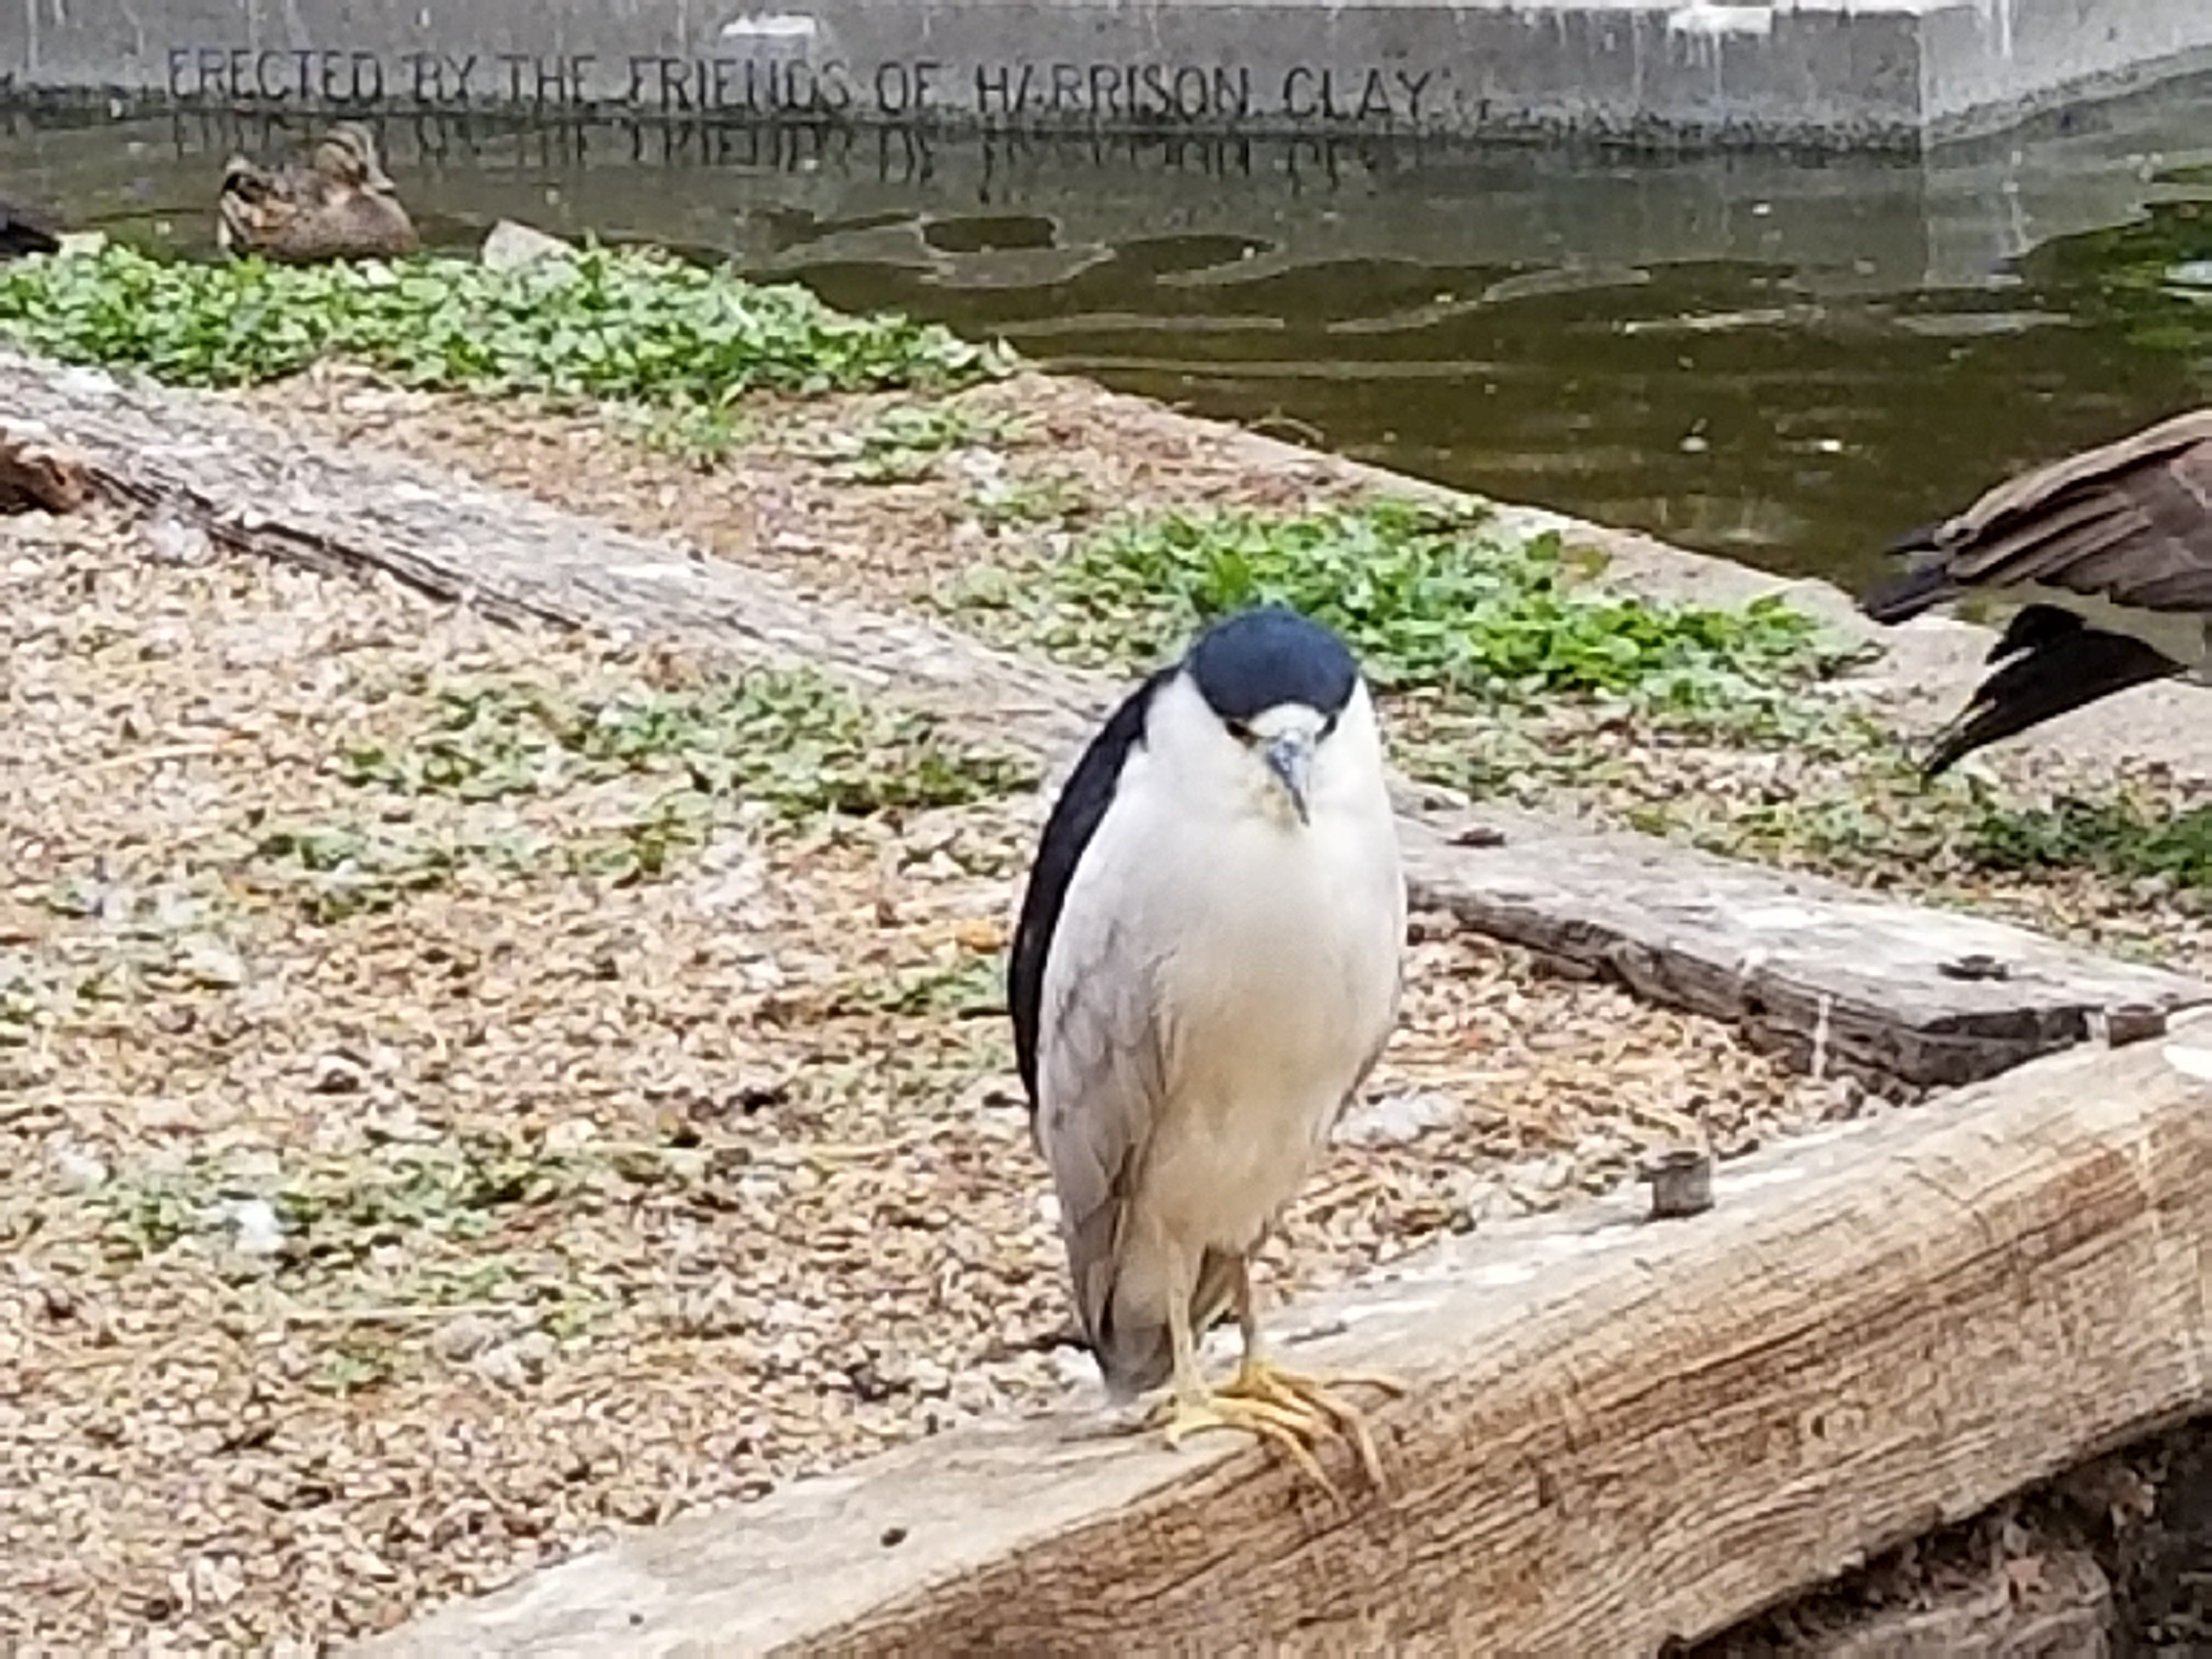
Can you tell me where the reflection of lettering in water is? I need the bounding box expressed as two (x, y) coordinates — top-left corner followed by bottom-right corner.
(162, 44), (1444, 126)
(165, 109), (1399, 196)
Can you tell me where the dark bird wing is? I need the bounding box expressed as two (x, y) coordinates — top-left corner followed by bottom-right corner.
(1028, 815), (1201, 1399)
(0, 197), (60, 259)
(1920, 605), (2183, 777)
(1006, 668), (1170, 1113)
(1865, 410), (2212, 624)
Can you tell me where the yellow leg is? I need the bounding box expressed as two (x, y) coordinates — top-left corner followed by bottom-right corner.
(1142, 1249), (1343, 1498)
(1214, 1258), (1404, 1489)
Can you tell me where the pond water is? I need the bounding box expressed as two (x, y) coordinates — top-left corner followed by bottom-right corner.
(7, 75), (2212, 595)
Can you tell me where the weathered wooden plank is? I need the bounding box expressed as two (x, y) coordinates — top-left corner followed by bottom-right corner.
(3, 347), (2205, 1087)
(355, 1026), (2212, 1656)
(1396, 805), (2201, 1088)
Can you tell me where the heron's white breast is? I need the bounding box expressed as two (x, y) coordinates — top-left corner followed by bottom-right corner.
(1116, 779), (1403, 1251)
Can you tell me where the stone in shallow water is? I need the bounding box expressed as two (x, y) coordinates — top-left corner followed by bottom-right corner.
(480, 220), (574, 272)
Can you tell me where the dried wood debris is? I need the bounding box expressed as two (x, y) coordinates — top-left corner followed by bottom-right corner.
(0, 431), (88, 515)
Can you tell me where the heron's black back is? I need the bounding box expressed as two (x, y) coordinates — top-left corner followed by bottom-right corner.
(1007, 667), (1171, 1110)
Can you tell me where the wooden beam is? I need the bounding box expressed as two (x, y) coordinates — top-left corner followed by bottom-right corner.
(3, 348), (2205, 1086)
(354, 1026), (2212, 1656)
(1395, 803), (2200, 1089)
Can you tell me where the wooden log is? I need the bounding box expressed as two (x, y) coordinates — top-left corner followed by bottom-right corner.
(356, 1025), (2212, 1656)
(1395, 804), (2201, 1089)
(2, 347), (2206, 1086)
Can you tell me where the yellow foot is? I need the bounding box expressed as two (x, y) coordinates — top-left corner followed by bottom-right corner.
(1148, 1387), (1342, 1499)
(1218, 1357), (1404, 1489)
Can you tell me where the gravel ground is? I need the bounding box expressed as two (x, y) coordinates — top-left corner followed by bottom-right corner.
(231, 365), (2212, 981)
(229, 365), (1353, 608)
(0, 498), (1863, 1650)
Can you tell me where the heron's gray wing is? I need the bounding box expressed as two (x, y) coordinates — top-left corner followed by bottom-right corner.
(1031, 893), (1173, 1367)
(1942, 411), (2212, 611)
(1033, 839), (1248, 1396)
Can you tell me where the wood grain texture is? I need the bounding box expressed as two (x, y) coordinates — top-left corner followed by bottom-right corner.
(359, 1029), (2212, 1656)
(4, 347), (2207, 1086)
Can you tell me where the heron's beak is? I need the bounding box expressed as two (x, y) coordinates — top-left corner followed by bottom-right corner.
(1262, 731), (1315, 824)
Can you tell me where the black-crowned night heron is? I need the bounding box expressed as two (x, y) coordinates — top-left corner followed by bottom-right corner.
(1007, 604), (1407, 1492)
(1860, 409), (2212, 775)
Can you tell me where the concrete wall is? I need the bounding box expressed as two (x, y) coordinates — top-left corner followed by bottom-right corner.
(19, 82), (2209, 301)
(2, 1), (2211, 150)
(1919, 0), (2212, 131)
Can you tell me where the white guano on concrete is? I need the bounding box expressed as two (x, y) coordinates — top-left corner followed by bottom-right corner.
(2, 0), (2212, 150)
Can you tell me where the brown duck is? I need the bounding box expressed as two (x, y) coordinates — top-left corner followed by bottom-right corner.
(1860, 410), (2212, 775)
(215, 123), (419, 263)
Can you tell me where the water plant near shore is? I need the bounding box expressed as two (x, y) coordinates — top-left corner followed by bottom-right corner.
(945, 494), (1870, 740)
(0, 241), (1010, 408)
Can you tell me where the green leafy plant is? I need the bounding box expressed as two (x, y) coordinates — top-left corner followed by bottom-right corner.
(964, 470), (1090, 529)
(1968, 795), (2212, 890)
(823, 952), (1005, 1018)
(2017, 192), (2212, 366)
(628, 397), (758, 467)
(247, 819), (544, 923)
(793, 402), (1027, 484)
(0, 242), (1012, 405)
(945, 494), (2212, 900)
(946, 496), (1863, 722)
(91, 1136), (592, 1275)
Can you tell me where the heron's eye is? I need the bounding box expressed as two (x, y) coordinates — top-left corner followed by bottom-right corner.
(1223, 719), (1253, 743)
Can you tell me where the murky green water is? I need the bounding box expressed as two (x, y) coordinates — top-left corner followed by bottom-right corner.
(7, 78), (2212, 594)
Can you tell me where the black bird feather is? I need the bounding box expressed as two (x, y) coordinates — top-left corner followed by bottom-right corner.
(1860, 412), (2212, 767)
(1006, 667), (1171, 1113)
(0, 198), (60, 260)
(1920, 605), (2182, 777)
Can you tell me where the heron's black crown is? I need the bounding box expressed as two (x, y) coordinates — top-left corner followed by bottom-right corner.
(1183, 606), (1358, 725)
